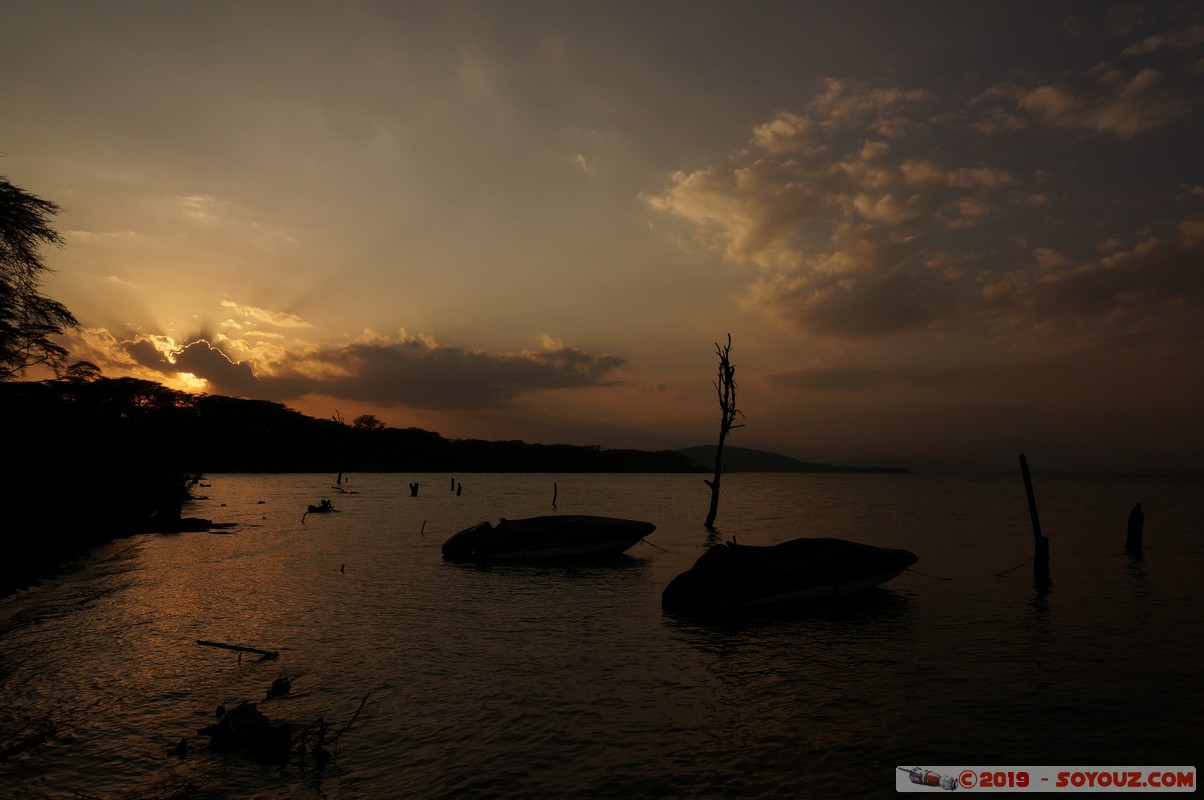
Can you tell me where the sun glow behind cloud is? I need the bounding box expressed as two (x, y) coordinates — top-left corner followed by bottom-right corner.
(7, 1), (1204, 469)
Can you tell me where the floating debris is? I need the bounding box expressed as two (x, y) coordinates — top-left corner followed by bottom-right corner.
(265, 676), (291, 700)
(196, 639), (279, 660)
(198, 701), (292, 761)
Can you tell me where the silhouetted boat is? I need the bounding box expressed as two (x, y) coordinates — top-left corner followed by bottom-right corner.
(661, 537), (917, 614)
(442, 515), (656, 561)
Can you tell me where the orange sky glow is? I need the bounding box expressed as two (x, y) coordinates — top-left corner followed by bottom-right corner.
(4, 1), (1203, 471)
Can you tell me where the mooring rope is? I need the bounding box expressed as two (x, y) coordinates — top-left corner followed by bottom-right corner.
(639, 537), (673, 553)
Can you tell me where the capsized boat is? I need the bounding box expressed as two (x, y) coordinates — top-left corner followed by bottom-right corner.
(661, 537), (917, 614)
(442, 515), (656, 561)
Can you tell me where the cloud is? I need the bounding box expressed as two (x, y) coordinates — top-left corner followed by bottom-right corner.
(747, 269), (948, 338)
(643, 161), (832, 270)
(808, 79), (932, 137)
(125, 337), (173, 370)
(172, 340), (260, 394)
(1123, 23), (1204, 55)
(173, 194), (298, 243)
(751, 111), (822, 156)
(70, 327), (144, 369)
(1012, 69), (1183, 139)
(220, 299), (313, 329)
(645, 82), (1011, 338)
(646, 46), (1204, 346)
(980, 226), (1204, 339)
(254, 334), (625, 410)
(970, 34), (1196, 140)
(68, 328), (627, 411)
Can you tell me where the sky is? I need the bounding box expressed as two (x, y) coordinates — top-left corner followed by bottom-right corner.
(3, 0), (1203, 472)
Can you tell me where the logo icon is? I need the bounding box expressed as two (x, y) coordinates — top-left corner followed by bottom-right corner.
(898, 766), (960, 790)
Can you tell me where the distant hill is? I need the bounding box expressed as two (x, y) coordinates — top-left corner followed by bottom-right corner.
(677, 445), (908, 473)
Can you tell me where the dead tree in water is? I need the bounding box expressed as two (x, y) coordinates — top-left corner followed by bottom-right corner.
(704, 334), (744, 530)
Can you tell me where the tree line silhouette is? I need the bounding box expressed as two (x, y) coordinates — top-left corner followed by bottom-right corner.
(0, 373), (695, 594)
(1, 173), (693, 595)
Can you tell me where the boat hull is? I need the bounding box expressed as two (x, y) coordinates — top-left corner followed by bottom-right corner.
(661, 537), (917, 614)
(442, 515), (656, 561)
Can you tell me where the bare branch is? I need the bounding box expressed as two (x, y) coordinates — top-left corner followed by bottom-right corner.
(704, 333), (743, 529)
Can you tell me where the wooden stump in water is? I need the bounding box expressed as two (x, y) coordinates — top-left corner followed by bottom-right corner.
(1034, 534), (1050, 585)
(1019, 454), (1051, 592)
(1126, 502), (1144, 555)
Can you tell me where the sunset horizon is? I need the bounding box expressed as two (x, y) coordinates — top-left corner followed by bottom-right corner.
(5, 1), (1203, 473)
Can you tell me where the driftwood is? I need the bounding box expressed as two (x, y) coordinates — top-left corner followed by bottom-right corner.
(197, 640), (279, 659)
(188, 686), (370, 765)
(293, 691), (372, 760)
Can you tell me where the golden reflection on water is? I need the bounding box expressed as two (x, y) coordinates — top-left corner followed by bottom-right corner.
(1, 472), (1202, 798)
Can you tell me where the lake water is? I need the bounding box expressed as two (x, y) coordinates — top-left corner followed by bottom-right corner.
(1, 472), (1201, 798)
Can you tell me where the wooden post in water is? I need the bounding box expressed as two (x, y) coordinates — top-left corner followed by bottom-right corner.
(1126, 502), (1144, 555)
(1019, 454), (1050, 590)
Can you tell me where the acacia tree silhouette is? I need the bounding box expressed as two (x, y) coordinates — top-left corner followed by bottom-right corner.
(0, 176), (80, 380)
(352, 414), (386, 431)
(704, 334), (744, 531)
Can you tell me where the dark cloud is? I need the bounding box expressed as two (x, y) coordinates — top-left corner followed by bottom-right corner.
(124, 338), (172, 370)
(173, 340), (259, 395)
(189, 337), (626, 410)
(1000, 68), (1187, 139)
(750, 270), (950, 338)
(647, 79), (1028, 338)
(982, 225), (1204, 333)
(647, 9), (1204, 345)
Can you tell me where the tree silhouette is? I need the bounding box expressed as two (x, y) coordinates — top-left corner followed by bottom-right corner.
(352, 414), (385, 431)
(704, 334), (744, 530)
(1, 176), (79, 379)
